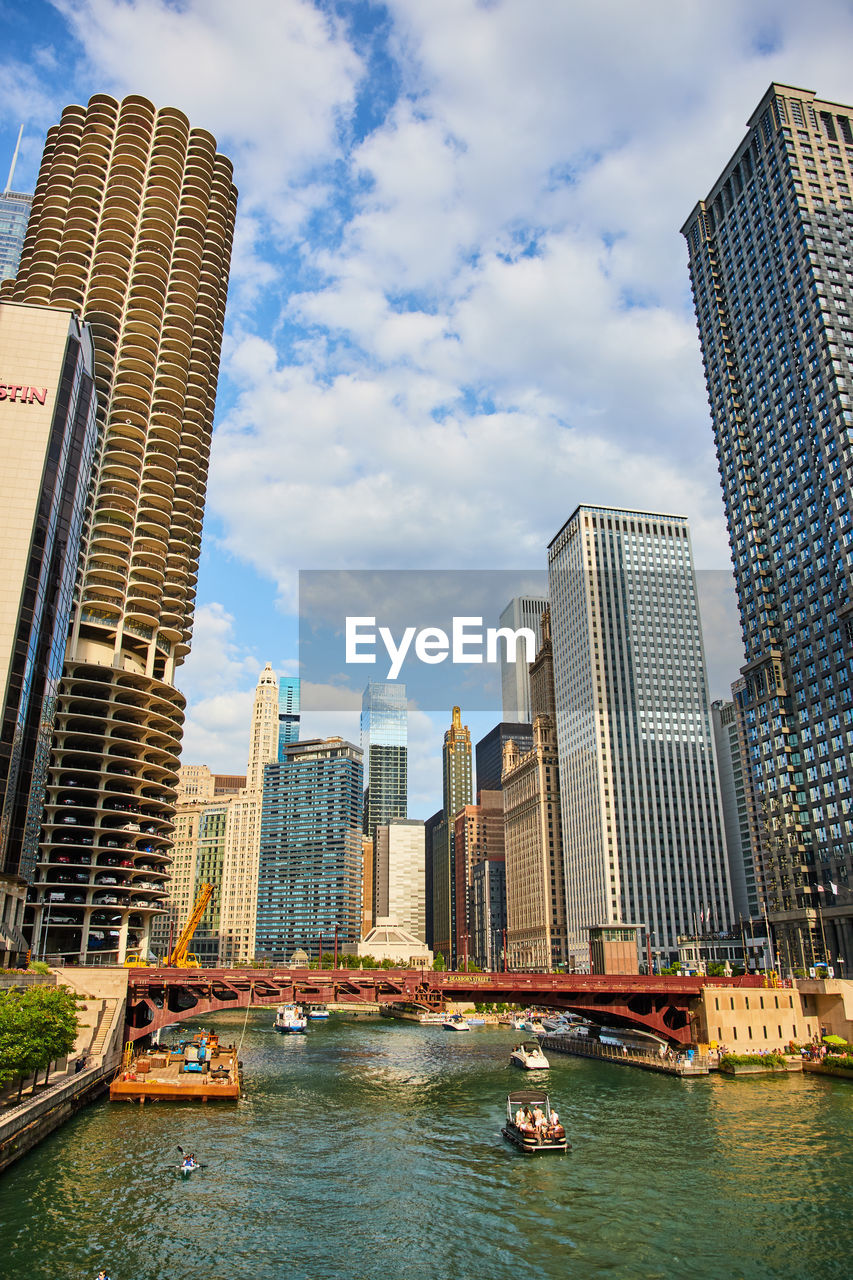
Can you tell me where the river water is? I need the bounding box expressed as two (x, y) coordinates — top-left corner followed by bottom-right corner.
(1, 1012), (852, 1280)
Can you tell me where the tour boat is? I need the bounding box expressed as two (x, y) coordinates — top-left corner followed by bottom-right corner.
(307, 1005), (330, 1020)
(510, 1042), (550, 1070)
(442, 1013), (471, 1031)
(501, 1089), (569, 1155)
(274, 1003), (307, 1033)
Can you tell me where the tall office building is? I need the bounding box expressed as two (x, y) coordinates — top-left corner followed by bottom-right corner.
(502, 717), (567, 972)
(246, 664), (279, 792)
(475, 722), (533, 797)
(548, 506), (733, 970)
(0, 128), (33, 282)
(255, 738), (363, 962)
(374, 818), (426, 942)
(0, 303), (98, 966)
(277, 676), (300, 758)
(1, 94), (237, 963)
(361, 681), (407, 839)
(499, 595), (548, 722)
(682, 84), (853, 969)
(435, 705), (472, 965)
(712, 698), (759, 922)
(452, 790), (504, 966)
(423, 808), (443, 949)
(470, 857), (506, 971)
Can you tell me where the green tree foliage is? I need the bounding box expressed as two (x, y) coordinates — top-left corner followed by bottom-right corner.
(0, 985), (80, 1092)
(433, 953), (446, 972)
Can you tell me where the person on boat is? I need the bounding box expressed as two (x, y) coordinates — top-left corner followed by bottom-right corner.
(548, 1111), (566, 1142)
(96, 1270), (111, 1280)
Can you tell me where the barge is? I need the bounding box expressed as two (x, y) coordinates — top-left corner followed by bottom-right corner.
(110, 1032), (242, 1103)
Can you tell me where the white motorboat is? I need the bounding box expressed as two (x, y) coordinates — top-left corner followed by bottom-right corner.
(522, 1019), (546, 1035)
(307, 1005), (330, 1020)
(274, 1003), (307, 1033)
(510, 1042), (550, 1070)
(442, 1014), (471, 1031)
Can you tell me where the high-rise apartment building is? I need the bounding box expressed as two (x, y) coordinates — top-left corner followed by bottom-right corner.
(548, 506), (733, 970)
(499, 595), (548, 722)
(217, 664), (280, 965)
(374, 818), (426, 943)
(277, 676), (300, 758)
(361, 681), (407, 840)
(470, 857), (506, 971)
(0, 303), (98, 966)
(1, 94), (237, 963)
(682, 84), (853, 970)
(255, 738), (363, 962)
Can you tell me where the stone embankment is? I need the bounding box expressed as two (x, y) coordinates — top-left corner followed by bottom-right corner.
(0, 967), (127, 1174)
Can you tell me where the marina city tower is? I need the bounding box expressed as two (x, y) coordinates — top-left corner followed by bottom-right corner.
(682, 85), (853, 972)
(1, 95), (236, 963)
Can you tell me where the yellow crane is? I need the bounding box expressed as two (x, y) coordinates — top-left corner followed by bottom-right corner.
(167, 882), (215, 968)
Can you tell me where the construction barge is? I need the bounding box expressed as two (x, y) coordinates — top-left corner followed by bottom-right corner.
(110, 1032), (242, 1103)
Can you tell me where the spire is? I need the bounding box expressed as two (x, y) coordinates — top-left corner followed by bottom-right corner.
(5, 124), (23, 193)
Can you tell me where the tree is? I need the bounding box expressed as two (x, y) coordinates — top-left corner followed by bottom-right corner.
(433, 952), (446, 972)
(0, 985), (80, 1097)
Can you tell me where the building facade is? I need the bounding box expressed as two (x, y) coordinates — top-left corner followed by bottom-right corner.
(277, 676), (300, 758)
(452, 790), (505, 967)
(439, 705), (472, 966)
(0, 303), (98, 965)
(1, 93), (236, 963)
(499, 595), (549, 722)
(475, 722), (533, 798)
(712, 698), (759, 922)
(682, 84), (853, 970)
(0, 190), (33, 283)
(361, 681), (407, 840)
(470, 856), (506, 971)
(502, 717), (567, 971)
(548, 505), (733, 970)
(374, 818), (426, 943)
(255, 738), (363, 962)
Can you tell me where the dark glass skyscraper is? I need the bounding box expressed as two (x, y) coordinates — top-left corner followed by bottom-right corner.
(0, 303), (98, 965)
(255, 738), (363, 962)
(682, 84), (853, 971)
(361, 681), (407, 840)
(475, 721), (533, 798)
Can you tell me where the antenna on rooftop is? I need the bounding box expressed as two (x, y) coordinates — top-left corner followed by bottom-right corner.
(5, 124), (24, 194)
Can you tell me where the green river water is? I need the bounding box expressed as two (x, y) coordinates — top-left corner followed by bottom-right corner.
(0, 1012), (851, 1280)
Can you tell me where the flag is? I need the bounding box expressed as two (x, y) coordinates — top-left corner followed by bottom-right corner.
(830, 882), (838, 895)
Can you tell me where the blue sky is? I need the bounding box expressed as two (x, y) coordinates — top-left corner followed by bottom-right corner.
(3, 0), (853, 815)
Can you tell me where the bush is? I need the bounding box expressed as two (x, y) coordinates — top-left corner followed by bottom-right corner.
(720, 1052), (787, 1068)
(824, 1053), (853, 1070)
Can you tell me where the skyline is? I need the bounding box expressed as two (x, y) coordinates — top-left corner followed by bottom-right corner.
(4, 1), (853, 814)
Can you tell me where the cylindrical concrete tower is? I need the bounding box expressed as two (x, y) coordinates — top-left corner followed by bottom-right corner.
(1, 94), (237, 964)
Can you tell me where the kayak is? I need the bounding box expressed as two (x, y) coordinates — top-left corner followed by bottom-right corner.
(179, 1162), (199, 1175)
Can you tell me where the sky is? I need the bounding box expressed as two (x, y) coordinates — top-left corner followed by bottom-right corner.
(3, 0), (853, 816)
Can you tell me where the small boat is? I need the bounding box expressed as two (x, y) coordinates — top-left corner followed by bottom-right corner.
(502, 1089), (569, 1155)
(510, 1042), (550, 1070)
(274, 1003), (307, 1033)
(522, 1018), (546, 1035)
(511, 1017), (526, 1031)
(442, 1014), (470, 1031)
(307, 1005), (330, 1020)
(180, 1160), (200, 1177)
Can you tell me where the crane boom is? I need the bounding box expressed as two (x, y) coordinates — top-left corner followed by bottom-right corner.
(168, 882), (214, 967)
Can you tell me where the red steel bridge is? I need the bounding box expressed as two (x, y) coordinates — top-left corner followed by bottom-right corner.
(125, 967), (770, 1046)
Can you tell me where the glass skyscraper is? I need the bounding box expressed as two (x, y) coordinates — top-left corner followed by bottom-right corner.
(548, 506), (732, 970)
(277, 676), (300, 758)
(255, 738), (363, 962)
(682, 83), (853, 971)
(360, 681), (407, 840)
(0, 190), (33, 283)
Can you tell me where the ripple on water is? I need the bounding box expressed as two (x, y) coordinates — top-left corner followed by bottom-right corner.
(1, 1015), (852, 1280)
